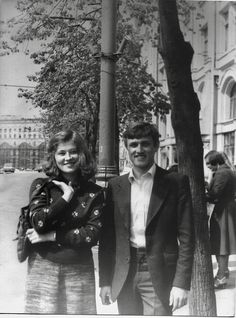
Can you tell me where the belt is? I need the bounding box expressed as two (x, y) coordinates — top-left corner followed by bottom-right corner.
(130, 246), (146, 254)
(130, 247), (148, 272)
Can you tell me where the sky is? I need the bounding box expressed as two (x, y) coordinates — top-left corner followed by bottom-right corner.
(0, 0), (40, 117)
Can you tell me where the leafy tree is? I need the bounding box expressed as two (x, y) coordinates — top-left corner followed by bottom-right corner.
(1, 0), (170, 156)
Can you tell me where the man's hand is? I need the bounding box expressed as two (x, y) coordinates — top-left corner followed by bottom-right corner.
(26, 228), (56, 244)
(169, 286), (188, 312)
(100, 286), (112, 305)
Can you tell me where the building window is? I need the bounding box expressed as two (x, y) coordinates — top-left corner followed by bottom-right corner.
(230, 83), (236, 119)
(224, 132), (235, 164)
(201, 24), (208, 62)
(4, 129), (7, 132)
(223, 11), (229, 51)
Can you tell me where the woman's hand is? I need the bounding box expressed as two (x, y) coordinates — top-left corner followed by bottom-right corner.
(52, 180), (74, 202)
(26, 228), (56, 244)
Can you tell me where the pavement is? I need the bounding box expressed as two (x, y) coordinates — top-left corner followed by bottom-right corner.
(173, 254), (236, 317)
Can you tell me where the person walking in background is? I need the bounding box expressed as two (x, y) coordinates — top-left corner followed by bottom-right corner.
(99, 122), (194, 315)
(25, 129), (105, 314)
(205, 150), (236, 289)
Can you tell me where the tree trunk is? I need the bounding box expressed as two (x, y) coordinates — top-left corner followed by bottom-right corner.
(157, 0), (216, 315)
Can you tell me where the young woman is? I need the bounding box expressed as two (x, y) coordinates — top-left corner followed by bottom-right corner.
(25, 129), (105, 314)
(205, 150), (236, 289)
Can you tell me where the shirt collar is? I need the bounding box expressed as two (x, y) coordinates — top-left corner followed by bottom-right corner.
(128, 164), (156, 183)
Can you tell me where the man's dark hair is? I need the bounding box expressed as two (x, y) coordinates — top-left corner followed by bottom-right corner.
(205, 150), (225, 166)
(123, 122), (160, 148)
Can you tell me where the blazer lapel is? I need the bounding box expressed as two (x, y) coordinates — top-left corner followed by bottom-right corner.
(146, 167), (170, 228)
(115, 175), (131, 230)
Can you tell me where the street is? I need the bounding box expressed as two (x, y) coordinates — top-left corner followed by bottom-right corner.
(0, 172), (235, 315)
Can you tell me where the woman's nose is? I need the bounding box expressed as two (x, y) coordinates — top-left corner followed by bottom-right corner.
(64, 152), (71, 159)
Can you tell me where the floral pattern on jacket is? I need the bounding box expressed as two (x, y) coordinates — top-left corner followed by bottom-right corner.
(29, 178), (105, 248)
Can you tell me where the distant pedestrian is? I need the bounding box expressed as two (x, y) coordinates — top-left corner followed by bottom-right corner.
(205, 150), (236, 289)
(24, 129), (105, 314)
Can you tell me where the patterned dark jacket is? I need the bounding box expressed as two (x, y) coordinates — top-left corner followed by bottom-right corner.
(28, 177), (105, 264)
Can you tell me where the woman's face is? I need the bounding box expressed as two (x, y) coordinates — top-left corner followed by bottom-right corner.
(54, 140), (80, 177)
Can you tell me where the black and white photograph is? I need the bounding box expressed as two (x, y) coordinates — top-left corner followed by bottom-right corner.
(0, 0), (236, 316)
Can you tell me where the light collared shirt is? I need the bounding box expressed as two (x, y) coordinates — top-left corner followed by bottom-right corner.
(128, 164), (156, 248)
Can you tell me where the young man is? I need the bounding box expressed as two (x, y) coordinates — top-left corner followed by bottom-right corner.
(99, 122), (194, 315)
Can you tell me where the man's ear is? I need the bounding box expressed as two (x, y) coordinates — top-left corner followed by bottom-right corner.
(154, 143), (159, 152)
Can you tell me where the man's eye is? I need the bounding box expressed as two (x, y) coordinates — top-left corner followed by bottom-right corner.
(142, 142), (151, 147)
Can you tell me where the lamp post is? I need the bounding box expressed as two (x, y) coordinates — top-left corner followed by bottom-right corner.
(96, 0), (118, 184)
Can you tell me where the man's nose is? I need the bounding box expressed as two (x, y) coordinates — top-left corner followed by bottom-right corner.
(136, 144), (142, 152)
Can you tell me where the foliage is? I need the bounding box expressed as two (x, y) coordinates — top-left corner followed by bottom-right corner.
(0, 0), (189, 154)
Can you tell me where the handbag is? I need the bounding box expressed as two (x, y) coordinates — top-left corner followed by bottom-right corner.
(14, 179), (49, 262)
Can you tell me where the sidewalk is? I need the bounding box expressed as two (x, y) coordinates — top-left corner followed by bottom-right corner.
(95, 253), (236, 316)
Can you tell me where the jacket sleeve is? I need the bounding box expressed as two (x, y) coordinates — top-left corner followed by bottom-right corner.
(173, 175), (194, 290)
(29, 178), (70, 233)
(98, 183), (116, 287)
(56, 190), (105, 248)
(207, 169), (230, 200)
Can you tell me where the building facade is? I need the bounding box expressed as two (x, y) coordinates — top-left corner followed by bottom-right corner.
(0, 115), (46, 169)
(143, 1), (236, 170)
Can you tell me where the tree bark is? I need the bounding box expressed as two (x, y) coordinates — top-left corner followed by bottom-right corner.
(157, 0), (216, 315)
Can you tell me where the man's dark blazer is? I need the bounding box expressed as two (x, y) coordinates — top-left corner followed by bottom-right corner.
(99, 165), (194, 309)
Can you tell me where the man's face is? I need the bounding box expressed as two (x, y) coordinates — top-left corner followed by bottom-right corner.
(205, 157), (218, 172)
(126, 136), (158, 172)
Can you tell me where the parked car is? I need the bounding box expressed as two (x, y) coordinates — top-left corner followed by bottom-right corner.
(3, 163), (15, 173)
(0, 168), (4, 174)
(35, 163), (44, 172)
(35, 166), (43, 172)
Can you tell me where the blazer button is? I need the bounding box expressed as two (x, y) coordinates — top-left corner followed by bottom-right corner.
(126, 257), (130, 263)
